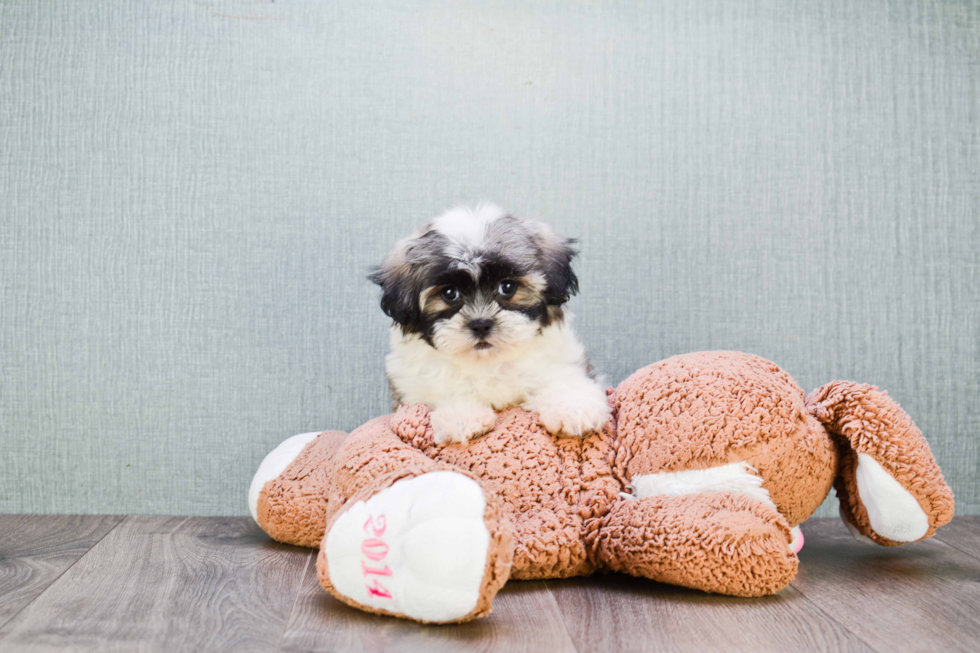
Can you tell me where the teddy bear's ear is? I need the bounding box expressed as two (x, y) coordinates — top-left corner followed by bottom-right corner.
(527, 220), (579, 306)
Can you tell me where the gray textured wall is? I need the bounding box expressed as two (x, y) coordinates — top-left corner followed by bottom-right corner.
(1, 0), (977, 517)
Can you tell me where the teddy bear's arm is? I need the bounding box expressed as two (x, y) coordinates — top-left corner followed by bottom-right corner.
(806, 381), (955, 545)
(331, 414), (453, 500)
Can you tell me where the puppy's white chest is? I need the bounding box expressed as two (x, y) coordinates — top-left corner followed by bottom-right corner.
(386, 333), (539, 409)
(450, 361), (529, 409)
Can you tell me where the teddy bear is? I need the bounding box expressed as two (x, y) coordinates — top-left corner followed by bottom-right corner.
(247, 351), (954, 624)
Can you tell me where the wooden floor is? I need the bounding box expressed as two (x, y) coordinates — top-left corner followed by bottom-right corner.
(0, 517), (977, 653)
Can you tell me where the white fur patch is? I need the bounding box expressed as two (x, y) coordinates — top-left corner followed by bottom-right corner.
(430, 400), (498, 444)
(386, 314), (608, 442)
(431, 203), (506, 259)
(325, 471), (490, 623)
(521, 377), (611, 437)
(630, 461), (777, 511)
(855, 453), (929, 542)
(248, 432), (321, 523)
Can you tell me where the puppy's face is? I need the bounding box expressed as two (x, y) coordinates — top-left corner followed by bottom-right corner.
(370, 204), (578, 359)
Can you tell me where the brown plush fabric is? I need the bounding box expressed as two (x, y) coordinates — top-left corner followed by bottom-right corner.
(389, 402), (622, 579)
(316, 465), (515, 624)
(614, 352), (837, 527)
(332, 415), (449, 499)
(252, 350), (955, 623)
(594, 492), (798, 597)
(256, 430), (348, 548)
(806, 381), (955, 544)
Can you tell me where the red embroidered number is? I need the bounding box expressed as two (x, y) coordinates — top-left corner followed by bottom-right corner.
(366, 578), (393, 599)
(363, 515), (386, 537)
(360, 514), (393, 599)
(361, 538), (388, 561)
(362, 561), (393, 577)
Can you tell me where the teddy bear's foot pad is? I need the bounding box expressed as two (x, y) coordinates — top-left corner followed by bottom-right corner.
(249, 429), (350, 548)
(249, 431), (322, 523)
(855, 453), (929, 542)
(321, 471), (494, 623)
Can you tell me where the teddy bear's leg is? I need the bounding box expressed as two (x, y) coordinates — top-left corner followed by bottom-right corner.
(591, 492), (799, 597)
(806, 381), (955, 545)
(316, 466), (514, 624)
(249, 430), (349, 548)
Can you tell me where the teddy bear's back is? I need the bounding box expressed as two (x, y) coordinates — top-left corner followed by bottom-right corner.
(390, 405), (621, 580)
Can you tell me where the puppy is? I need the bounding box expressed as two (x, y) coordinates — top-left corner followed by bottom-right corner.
(370, 203), (610, 445)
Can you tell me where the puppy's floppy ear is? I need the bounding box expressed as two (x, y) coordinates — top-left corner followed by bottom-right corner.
(528, 220), (579, 306)
(368, 264), (418, 326)
(368, 236), (421, 327)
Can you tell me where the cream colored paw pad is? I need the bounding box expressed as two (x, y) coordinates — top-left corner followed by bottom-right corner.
(325, 471), (490, 623)
(248, 432), (321, 523)
(856, 453), (929, 542)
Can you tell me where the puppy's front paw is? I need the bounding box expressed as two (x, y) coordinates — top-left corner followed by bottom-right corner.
(430, 403), (497, 445)
(524, 385), (611, 437)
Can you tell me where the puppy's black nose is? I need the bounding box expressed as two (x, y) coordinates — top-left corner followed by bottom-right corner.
(468, 318), (494, 338)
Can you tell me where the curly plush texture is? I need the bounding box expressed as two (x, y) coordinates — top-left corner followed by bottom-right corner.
(614, 352), (838, 527)
(594, 492), (799, 597)
(389, 402), (622, 579)
(257, 430), (348, 548)
(806, 381), (955, 544)
(252, 350), (955, 623)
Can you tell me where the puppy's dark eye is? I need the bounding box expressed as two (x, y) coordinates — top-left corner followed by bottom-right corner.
(497, 280), (518, 298)
(440, 287), (460, 303)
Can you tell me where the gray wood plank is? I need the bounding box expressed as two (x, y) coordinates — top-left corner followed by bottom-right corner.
(0, 515), (124, 629)
(933, 516), (980, 560)
(278, 562), (577, 653)
(3, 516), (978, 652)
(0, 516), (313, 653)
(549, 573), (871, 653)
(792, 518), (980, 653)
